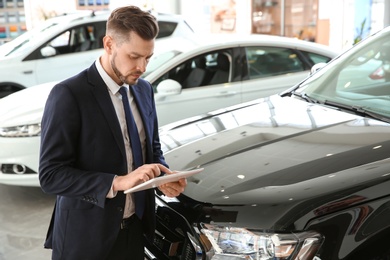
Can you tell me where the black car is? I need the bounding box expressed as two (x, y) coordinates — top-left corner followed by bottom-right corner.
(146, 26), (390, 260)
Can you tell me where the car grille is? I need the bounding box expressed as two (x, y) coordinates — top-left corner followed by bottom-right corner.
(147, 198), (200, 260)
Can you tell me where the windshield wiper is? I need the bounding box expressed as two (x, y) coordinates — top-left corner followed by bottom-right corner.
(292, 92), (320, 104)
(324, 100), (390, 123)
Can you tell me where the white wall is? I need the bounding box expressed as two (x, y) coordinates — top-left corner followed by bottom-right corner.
(109, 0), (179, 13)
(109, 0), (150, 10)
(179, 0), (209, 35)
(371, 0), (385, 34)
(235, 0), (252, 35)
(180, 0), (252, 36)
(24, 0), (76, 29)
(320, 0), (355, 52)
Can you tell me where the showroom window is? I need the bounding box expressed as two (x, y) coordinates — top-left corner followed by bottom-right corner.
(252, 0), (318, 42)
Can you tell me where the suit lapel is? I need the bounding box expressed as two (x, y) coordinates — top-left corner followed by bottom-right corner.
(131, 83), (154, 162)
(85, 63), (154, 164)
(87, 64), (127, 160)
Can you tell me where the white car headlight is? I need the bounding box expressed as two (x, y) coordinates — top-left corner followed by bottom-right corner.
(0, 124), (41, 137)
(201, 224), (323, 259)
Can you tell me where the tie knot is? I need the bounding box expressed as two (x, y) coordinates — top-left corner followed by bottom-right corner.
(119, 86), (128, 96)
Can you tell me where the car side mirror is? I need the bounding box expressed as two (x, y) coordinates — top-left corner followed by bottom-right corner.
(40, 46), (57, 57)
(310, 62), (327, 75)
(156, 79), (182, 96)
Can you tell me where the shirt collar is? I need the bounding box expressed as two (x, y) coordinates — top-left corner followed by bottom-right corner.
(95, 57), (128, 95)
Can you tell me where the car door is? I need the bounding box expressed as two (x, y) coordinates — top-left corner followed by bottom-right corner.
(241, 46), (323, 103)
(151, 48), (242, 126)
(31, 21), (106, 83)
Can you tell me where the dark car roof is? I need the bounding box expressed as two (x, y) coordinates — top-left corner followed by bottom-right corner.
(159, 94), (390, 229)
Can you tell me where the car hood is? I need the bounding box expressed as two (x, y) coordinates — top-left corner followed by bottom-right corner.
(159, 94), (390, 230)
(0, 82), (55, 127)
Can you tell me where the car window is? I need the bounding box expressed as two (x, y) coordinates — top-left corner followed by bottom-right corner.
(50, 21), (105, 55)
(152, 50), (233, 92)
(144, 50), (183, 78)
(246, 46), (304, 79)
(301, 51), (333, 64)
(300, 50), (332, 65)
(157, 21), (178, 38)
(23, 21), (105, 61)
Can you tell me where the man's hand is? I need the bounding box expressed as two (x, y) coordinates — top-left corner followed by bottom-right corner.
(158, 172), (187, 197)
(113, 163), (171, 192)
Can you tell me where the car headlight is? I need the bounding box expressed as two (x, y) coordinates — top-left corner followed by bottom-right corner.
(201, 224), (323, 259)
(0, 124), (41, 137)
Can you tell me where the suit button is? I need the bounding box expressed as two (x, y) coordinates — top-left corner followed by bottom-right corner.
(117, 207), (123, 212)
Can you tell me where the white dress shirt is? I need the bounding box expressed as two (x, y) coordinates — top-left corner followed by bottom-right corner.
(95, 57), (146, 218)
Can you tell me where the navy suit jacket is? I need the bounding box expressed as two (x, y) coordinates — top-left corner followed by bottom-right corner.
(39, 63), (167, 260)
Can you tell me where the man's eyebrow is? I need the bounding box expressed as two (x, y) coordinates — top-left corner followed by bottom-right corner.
(130, 51), (154, 59)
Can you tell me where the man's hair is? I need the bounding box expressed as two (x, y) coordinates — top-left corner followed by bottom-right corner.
(106, 5), (159, 44)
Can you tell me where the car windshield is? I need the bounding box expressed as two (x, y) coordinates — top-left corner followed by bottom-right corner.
(143, 49), (182, 77)
(0, 21), (63, 58)
(0, 12), (92, 58)
(293, 27), (390, 122)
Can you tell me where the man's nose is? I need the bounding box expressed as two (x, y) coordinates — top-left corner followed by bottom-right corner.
(136, 59), (147, 72)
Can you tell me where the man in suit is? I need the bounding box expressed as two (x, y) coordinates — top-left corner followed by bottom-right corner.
(39, 6), (187, 260)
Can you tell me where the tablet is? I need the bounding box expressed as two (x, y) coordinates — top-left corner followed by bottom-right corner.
(124, 168), (204, 194)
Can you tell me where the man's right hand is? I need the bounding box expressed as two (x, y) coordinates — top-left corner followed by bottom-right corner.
(112, 163), (171, 192)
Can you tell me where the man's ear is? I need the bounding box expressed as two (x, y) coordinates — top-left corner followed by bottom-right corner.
(103, 35), (113, 54)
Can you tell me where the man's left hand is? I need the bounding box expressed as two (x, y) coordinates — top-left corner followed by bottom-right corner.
(158, 174), (187, 197)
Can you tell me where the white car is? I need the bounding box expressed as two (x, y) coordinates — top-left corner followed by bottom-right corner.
(0, 34), (339, 186)
(141, 34), (339, 125)
(0, 10), (198, 98)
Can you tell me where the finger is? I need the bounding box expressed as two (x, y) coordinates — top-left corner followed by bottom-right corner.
(140, 172), (149, 183)
(157, 164), (172, 174)
(140, 164), (159, 180)
(145, 170), (158, 182)
(165, 179), (186, 190)
(154, 164), (164, 177)
(167, 182), (185, 194)
(178, 178), (187, 187)
(161, 186), (178, 197)
(144, 164), (160, 179)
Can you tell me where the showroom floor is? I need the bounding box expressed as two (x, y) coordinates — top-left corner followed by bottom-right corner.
(0, 184), (54, 260)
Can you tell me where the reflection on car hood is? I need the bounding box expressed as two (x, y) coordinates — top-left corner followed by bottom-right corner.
(159, 94), (390, 229)
(0, 82), (55, 127)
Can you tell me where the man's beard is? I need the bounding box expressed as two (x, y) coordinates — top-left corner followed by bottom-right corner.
(111, 52), (139, 85)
